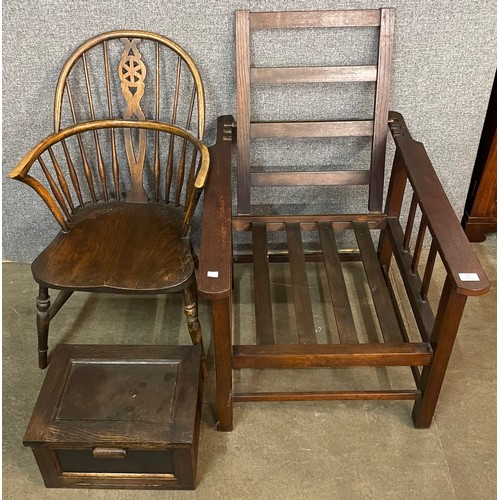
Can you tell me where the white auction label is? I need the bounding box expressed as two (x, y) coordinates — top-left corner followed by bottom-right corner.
(458, 273), (480, 282)
(207, 271), (219, 278)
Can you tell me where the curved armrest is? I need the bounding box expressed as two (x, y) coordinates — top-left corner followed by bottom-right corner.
(388, 111), (490, 296)
(9, 119), (209, 233)
(198, 115), (234, 300)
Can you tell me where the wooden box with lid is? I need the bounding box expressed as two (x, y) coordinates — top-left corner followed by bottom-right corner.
(23, 344), (202, 489)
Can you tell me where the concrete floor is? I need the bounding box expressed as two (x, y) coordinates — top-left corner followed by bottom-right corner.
(3, 236), (496, 499)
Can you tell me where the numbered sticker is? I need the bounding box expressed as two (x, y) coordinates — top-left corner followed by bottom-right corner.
(459, 273), (480, 282)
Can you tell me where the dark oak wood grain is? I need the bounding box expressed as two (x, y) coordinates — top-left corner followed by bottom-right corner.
(197, 9), (490, 432)
(286, 223), (317, 344)
(317, 222), (358, 343)
(369, 8), (395, 211)
(249, 9), (381, 29)
(353, 221), (403, 343)
(232, 343), (432, 368)
(250, 66), (377, 84)
(9, 31), (211, 371)
(24, 344), (202, 489)
(252, 223), (275, 344)
(234, 390), (420, 402)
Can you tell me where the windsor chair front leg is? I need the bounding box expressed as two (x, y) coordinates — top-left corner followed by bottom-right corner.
(36, 285), (50, 369)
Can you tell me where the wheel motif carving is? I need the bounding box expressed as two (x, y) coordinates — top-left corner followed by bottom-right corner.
(119, 38), (146, 120)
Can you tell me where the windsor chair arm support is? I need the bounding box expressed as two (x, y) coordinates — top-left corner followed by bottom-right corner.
(198, 115), (234, 300)
(9, 119), (210, 232)
(387, 111), (490, 296)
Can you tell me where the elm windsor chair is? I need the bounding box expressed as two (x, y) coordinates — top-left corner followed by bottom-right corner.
(199, 9), (490, 430)
(9, 31), (210, 375)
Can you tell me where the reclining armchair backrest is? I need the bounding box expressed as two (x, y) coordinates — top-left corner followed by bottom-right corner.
(235, 9), (395, 215)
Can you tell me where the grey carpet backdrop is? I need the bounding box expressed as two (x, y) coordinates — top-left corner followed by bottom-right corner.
(3, 0), (496, 262)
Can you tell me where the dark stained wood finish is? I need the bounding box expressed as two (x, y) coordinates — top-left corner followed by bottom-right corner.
(198, 115), (234, 300)
(24, 344), (202, 489)
(286, 223), (317, 344)
(250, 171), (370, 187)
(211, 297), (233, 432)
(232, 343), (432, 368)
(250, 66), (377, 84)
(420, 240), (438, 300)
(385, 217), (435, 342)
(403, 193), (418, 251)
(233, 213), (386, 232)
(389, 112), (490, 296)
(462, 75), (496, 241)
(377, 149), (406, 269)
(413, 278), (467, 428)
(369, 8), (395, 211)
(411, 214), (427, 273)
(236, 10), (252, 214)
(32, 202), (193, 293)
(234, 390), (420, 402)
(249, 9), (381, 29)
(317, 222), (358, 343)
(198, 9), (490, 432)
(250, 121), (373, 138)
(252, 223), (275, 344)
(353, 222), (403, 343)
(10, 32), (211, 370)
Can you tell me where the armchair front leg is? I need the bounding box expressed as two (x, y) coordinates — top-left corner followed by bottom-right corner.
(198, 115), (234, 431)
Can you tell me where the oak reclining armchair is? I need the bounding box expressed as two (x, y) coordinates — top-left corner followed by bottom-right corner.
(9, 31), (210, 375)
(199, 9), (490, 431)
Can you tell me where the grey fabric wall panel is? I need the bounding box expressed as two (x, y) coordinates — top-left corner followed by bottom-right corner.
(3, 0), (496, 261)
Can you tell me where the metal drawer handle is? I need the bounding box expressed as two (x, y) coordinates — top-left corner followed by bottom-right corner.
(92, 447), (127, 459)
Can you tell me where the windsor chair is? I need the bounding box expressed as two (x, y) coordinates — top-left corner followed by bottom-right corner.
(9, 31), (209, 375)
(199, 9), (490, 431)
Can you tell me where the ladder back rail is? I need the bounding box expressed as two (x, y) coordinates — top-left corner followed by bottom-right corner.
(250, 171), (370, 187)
(236, 9), (394, 214)
(249, 10), (382, 29)
(250, 121), (374, 139)
(250, 66), (377, 84)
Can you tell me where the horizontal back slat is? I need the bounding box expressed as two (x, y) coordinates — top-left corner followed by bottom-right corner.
(250, 66), (377, 84)
(250, 121), (373, 138)
(251, 171), (370, 186)
(249, 10), (381, 29)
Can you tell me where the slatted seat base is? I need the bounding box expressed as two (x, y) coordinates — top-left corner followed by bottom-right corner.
(230, 216), (432, 401)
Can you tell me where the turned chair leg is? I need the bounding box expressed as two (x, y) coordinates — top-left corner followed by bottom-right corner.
(36, 286), (50, 369)
(183, 279), (208, 378)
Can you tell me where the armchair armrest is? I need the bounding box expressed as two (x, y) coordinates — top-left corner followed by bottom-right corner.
(388, 111), (490, 296)
(198, 115), (234, 300)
